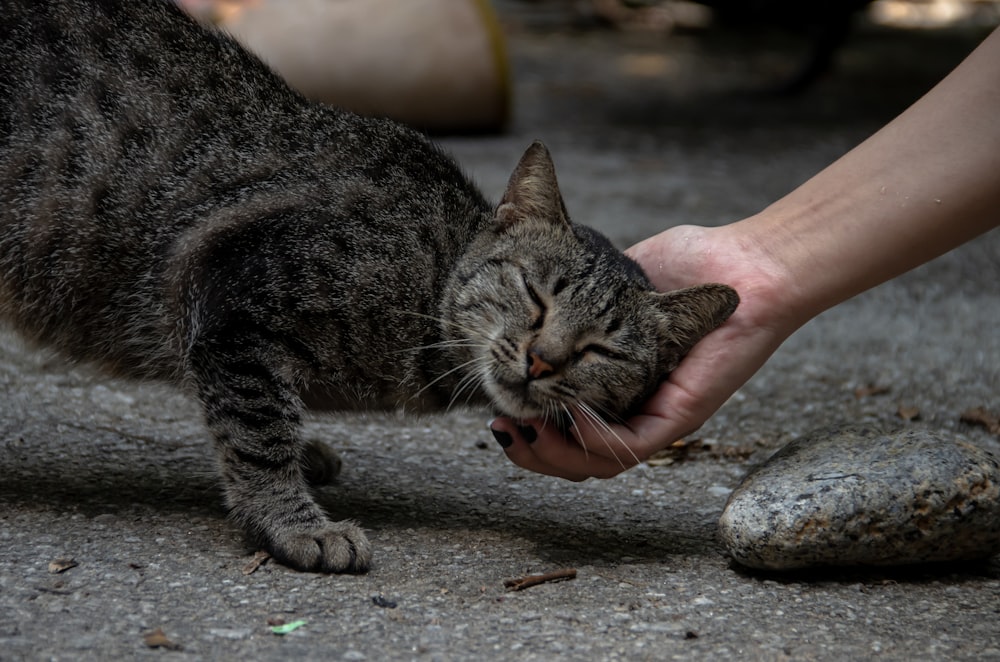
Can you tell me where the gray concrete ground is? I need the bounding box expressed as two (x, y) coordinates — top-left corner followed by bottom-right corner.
(3, 11), (1000, 662)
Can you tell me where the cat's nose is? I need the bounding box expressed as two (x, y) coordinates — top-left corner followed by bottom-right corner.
(527, 349), (556, 380)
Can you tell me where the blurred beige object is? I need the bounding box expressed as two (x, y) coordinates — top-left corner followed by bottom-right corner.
(180, 0), (510, 133)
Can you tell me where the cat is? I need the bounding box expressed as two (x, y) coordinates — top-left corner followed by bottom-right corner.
(0, 0), (739, 573)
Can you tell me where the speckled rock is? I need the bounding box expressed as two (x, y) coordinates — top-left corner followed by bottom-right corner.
(718, 425), (1000, 570)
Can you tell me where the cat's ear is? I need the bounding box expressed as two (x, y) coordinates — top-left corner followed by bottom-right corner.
(495, 140), (571, 229)
(652, 284), (739, 363)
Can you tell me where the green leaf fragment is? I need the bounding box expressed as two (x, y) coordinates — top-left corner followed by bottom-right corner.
(271, 620), (307, 635)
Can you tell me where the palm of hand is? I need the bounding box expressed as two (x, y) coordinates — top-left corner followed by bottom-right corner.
(492, 224), (797, 480)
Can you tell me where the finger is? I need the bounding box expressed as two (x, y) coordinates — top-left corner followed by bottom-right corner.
(560, 408), (652, 469)
(489, 418), (592, 480)
(531, 420), (641, 478)
(629, 378), (715, 447)
(565, 362), (731, 465)
(488, 418), (632, 480)
(624, 319), (776, 448)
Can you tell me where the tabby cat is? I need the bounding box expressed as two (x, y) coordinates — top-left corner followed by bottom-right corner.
(0, 0), (738, 572)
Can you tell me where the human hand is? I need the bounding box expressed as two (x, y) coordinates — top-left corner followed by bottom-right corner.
(492, 26), (1000, 480)
(489, 222), (802, 480)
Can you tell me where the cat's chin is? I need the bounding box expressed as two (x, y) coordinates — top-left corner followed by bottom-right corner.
(485, 385), (547, 420)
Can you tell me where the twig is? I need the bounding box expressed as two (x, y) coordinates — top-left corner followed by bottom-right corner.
(35, 586), (75, 595)
(504, 568), (577, 591)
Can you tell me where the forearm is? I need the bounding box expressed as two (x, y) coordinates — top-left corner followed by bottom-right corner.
(741, 27), (1000, 325)
(494, 27), (1000, 479)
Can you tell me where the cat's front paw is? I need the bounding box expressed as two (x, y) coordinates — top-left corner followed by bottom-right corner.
(266, 520), (373, 573)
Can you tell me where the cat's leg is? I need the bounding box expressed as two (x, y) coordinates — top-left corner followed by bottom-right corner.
(187, 331), (371, 573)
(301, 438), (342, 487)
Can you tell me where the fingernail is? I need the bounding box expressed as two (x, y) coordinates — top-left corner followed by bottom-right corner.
(517, 424), (537, 443)
(491, 428), (513, 449)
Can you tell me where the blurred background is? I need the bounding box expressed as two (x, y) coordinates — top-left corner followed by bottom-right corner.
(493, 0), (1000, 129)
(181, 0), (1000, 135)
(177, 0), (1000, 250)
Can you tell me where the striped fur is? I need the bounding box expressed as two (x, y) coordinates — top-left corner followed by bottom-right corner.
(0, 0), (738, 573)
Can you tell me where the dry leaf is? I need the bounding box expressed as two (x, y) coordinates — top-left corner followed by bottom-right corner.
(241, 550), (271, 575)
(48, 558), (78, 574)
(960, 407), (1000, 435)
(854, 383), (891, 399)
(143, 628), (182, 651)
(647, 438), (705, 466)
(672, 438), (704, 450)
(708, 445), (757, 461)
(648, 438), (760, 465)
(897, 405), (921, 421)
(645, 454), (675, 467)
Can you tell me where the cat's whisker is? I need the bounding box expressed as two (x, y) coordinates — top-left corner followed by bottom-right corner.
(575, 401), (649, 473)
(586, 400), (629, 427)
(446, 358), (492, 411)
(587, 405), (649, 478)
(545, 402), (590, 459)
(559, 402), (590, 462)
(572, 403), (627, 471)
(389, 308), (488, 343)
(410, 354), (490, 403)
(551, 403), (566, 426)
(403, 337), (477, 349)
(395, 338), (486, 355)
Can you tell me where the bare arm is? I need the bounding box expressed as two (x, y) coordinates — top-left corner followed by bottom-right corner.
(493, 26), (1000, 480)
(752, 24), (1000, 323)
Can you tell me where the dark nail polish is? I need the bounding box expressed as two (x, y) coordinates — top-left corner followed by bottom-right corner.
(517, 424), (537, 443)
(491, 428), (513, 449)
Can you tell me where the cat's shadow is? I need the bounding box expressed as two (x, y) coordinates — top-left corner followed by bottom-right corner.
(319, 482), (718, 568)
(0, 460), (226, 517)
(0, 452), (716, 567)
(7, 457), (998, 581)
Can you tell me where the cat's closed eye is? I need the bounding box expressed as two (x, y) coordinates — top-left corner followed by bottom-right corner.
(551, 275), (569, 296)
(575, 343), (619, 361)
(522, 276), (547, 330)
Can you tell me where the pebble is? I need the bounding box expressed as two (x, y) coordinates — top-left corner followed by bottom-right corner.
(207, 628), (252, 640)
(718, 425), (1000, 570)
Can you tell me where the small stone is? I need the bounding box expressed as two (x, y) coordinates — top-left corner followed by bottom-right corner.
(48, 558), (78, 574)
(718, 425), (1000, 570)
(208, 627), (252, 640)
(371, 595), (397, 609)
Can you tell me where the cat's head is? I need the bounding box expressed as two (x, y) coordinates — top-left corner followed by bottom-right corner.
(443, 141), (738, 424)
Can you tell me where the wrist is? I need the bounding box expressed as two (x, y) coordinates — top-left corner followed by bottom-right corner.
(710, 217), (815, 335)
(732, 208), (833, 329)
